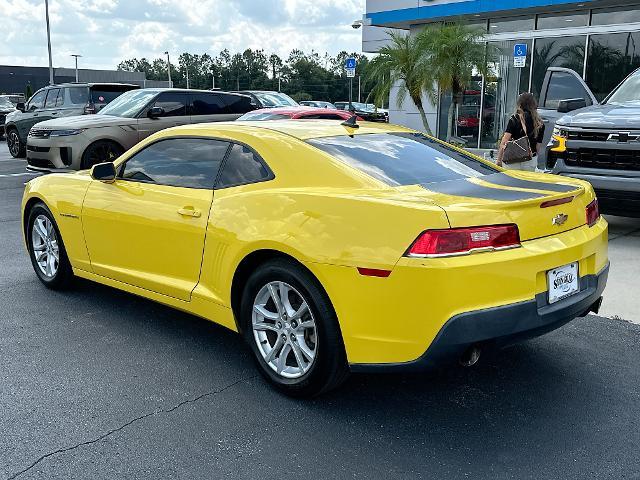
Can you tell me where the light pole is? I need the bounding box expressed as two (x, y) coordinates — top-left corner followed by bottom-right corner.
(70, 54), (82, 82)
(45, 0), (54, 85)
(164, 51), (172, 87)
(350, 20), (364, 111)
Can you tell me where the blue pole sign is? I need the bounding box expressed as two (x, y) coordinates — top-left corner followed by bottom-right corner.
(513, 44), (527, 68)
(345, 57), (357, 70)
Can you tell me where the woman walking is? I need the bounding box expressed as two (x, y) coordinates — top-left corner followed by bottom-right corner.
(496, 92), (545, 170)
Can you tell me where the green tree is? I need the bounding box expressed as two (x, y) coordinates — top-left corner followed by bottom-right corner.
(417, 22), (493, 140)
(366, 31), (436, 134)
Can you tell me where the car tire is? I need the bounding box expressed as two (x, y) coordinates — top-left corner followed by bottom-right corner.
(7, 128), (26, 158)
(26, 203), (74, 289)
(81, 140), (124, 170)
(240, 258), (349, 397)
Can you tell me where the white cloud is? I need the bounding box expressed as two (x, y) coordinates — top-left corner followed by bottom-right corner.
(1, 0), (365, 70)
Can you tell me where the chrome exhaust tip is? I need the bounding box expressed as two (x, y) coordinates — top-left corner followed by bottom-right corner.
(459, 345), (482, 367)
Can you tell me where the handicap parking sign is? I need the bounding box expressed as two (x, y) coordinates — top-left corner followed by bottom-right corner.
(345, 58), (357, 70)
(514, 43), (527, 68)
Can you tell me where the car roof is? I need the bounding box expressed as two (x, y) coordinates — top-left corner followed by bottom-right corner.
(172, 119), (411, 140)
(47, 83), (140, 88)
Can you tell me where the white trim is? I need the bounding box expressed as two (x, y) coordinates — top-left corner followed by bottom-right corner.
(487, 21), (640, 41)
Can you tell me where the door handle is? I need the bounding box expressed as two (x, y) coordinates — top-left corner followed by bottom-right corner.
(177, 207), (201, 218)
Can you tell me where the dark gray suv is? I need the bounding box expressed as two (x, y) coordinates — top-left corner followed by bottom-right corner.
(5, 83), (139, 158)
(539, 67), (640, 217)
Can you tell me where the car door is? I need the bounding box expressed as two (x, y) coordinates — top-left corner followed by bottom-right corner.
(16, 89), (48, 139)
(81, 137), (230, 300)
(40, 87), (62, 123)
(136, 92), (190, 141)
(537, 67), (597, 168)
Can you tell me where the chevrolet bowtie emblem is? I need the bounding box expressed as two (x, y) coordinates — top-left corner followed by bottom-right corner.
(552, 213), (569, 226)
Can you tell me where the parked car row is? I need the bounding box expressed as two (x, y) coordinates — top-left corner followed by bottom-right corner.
(2, 83), (372, 170)
(4, 82), (139, 158)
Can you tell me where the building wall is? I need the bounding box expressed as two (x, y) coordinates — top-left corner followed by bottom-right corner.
(0, 65), (169, 95)
(364, 0), (640, 148)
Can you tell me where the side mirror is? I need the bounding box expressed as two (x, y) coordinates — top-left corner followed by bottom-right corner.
(90, 162), (116, 182)
(147, 106), (164, 119)
(557, 98), (587, 113)
(16, 102), (25, 112)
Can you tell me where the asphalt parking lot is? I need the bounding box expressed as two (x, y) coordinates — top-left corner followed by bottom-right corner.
(1, 142), (639, 479)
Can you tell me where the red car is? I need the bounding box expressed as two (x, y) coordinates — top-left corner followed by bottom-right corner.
(237, 107), (363, 122)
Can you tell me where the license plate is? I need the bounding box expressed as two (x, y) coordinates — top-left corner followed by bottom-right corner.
(547, 262), (579, 304)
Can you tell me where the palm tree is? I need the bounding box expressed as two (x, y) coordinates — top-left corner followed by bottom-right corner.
(365, 31), (436, 135)
(417, 22), (494, 140)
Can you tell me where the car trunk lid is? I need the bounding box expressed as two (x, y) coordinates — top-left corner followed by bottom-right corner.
(405, 172), (590, 241)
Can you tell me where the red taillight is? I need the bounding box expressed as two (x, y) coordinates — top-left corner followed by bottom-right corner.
(540, 196), (574, 208)
(586, 199), (600, 227)
(407, 224), (521, 257)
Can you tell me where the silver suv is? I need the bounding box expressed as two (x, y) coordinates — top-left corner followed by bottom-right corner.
(539, 67), (640, 217)
(5, 83), (138, 158)
(26, 88), (254, 171)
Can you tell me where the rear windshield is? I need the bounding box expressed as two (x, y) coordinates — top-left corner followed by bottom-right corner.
(90, 86), (137, 105)
(308, 132), (498, 186)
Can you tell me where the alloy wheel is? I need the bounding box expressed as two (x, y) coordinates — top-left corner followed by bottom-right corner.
(31, 214), (59, 278)
(8, 131), (20, 157)
(252, 281), (318, 379)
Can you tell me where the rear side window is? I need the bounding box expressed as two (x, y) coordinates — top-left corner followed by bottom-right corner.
(216, 144), (271, 188)
(543, 71), (593, 109)
(90, 87), (134, 105)
(68, 87), (90, 105)
(223, 94), (253, 114)
(119, 138), (230, 189)
(308, 133), (498, 186)
(150, 92), (188, 117)
(189, 93), (226, 115)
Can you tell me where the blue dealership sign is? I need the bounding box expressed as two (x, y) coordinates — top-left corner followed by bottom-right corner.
(345, 57), (357, 69)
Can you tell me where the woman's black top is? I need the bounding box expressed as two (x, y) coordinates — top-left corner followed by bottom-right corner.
(505, 110), (545, 152)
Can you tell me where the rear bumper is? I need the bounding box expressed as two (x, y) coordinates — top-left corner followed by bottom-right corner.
(351, 262), (609, 373)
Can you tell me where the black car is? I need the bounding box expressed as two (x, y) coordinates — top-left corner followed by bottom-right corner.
(0, 96), (16, 138)
(334, 102), (388, 123)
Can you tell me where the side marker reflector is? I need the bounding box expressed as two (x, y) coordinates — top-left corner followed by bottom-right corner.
(357, 268), (392, 278)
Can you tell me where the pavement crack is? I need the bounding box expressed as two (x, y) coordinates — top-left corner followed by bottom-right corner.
(6, 375), (255, 480)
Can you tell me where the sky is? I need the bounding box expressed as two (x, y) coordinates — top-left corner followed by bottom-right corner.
(1, 0), (365, 70)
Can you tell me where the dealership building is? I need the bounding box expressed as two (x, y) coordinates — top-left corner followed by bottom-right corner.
(362, 0), (640, 149)
(0, 65), (169, 97)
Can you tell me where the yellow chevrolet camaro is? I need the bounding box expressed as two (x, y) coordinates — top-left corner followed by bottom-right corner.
(22, 120), (609, 396)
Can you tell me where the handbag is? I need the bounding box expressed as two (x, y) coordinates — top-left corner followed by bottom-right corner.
(502, 114), (533, 165)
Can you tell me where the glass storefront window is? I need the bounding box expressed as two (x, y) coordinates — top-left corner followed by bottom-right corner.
(531, 36), (586, 100)
(480, 40), (532, 149)
(586, 32), (640, 101)
(437, 78), (483, 148)
(536, 11), (589, 30)
(489, 16), (535, 34)
(591, 5), (640, 26)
